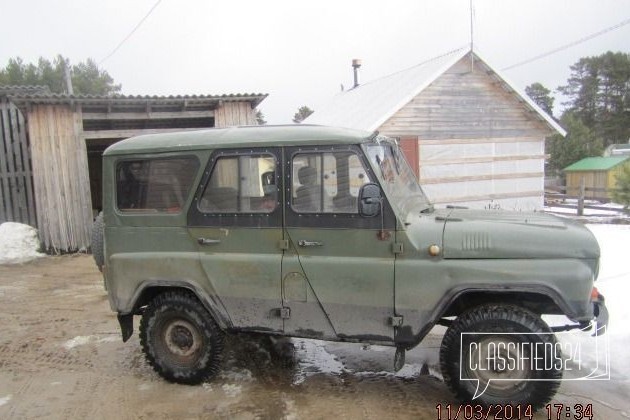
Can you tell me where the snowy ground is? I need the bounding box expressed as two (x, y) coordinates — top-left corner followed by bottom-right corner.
(583, 224), (630, 376)
(545, 199), (629, 224)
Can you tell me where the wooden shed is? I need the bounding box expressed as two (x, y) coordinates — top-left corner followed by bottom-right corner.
(0, 87), (266, 252)
(564, 156), (630, 201)
(307, 48), (566, 211)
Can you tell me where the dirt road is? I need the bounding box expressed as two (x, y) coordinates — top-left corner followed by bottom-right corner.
(0, 255), (627, 419)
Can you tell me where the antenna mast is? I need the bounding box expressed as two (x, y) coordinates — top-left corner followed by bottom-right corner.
(470, 0), (474, 72)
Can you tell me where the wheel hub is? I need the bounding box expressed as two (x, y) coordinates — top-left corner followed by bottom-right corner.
(164, 320), (202, 357)
(466, 336), (530, 394)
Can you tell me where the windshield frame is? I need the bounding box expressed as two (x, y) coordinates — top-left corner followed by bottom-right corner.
(362, 136), (432, 219)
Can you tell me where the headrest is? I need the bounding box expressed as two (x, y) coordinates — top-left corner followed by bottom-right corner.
(298, 166), (317, 185)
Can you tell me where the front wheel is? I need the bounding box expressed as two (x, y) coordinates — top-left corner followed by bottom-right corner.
(440, 304), (562, 411)
(139, 291), (224, 384)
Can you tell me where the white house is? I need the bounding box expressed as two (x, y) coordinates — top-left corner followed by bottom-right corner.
(307, 48), (565, 211)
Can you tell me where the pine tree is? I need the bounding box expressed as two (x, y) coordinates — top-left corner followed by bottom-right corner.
(0, 55), (121, 95)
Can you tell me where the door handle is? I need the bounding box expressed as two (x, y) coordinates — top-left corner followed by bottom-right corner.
(198, 238), (221, 245)
(298, 240), (323, 247)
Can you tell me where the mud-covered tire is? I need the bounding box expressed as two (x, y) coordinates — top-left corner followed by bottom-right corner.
(91, 212), (105, 272)
(439, 304), (562, 411)
(139, 291), (224, 384)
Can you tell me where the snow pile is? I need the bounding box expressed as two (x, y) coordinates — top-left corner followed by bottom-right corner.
(0, 222), (44, 264)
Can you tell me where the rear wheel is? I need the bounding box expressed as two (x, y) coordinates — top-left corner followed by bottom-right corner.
(139, 291), (224, 384)
(91, 212), (104, 271)
(439, 304), (562, 411)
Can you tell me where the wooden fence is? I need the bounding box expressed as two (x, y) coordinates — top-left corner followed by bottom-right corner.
(545, 182), (627, 216)
(27, 104), (93, 252)
(0, 99), (37, 227)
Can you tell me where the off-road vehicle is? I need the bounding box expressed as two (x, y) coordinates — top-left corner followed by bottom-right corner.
(96, 125), (608, 409)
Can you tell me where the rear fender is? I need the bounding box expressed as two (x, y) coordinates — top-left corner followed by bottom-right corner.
(117, 281), (232, 340)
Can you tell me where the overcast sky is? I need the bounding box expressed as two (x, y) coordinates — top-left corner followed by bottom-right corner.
(1, 0), (629, 123)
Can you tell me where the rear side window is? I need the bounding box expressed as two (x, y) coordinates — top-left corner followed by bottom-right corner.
(116, 157), (199, 213)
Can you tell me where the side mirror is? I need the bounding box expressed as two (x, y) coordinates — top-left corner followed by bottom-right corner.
(358, 183), (382, 217)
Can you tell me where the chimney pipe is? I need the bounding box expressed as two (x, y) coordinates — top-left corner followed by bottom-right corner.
(352, 59), (362, 88)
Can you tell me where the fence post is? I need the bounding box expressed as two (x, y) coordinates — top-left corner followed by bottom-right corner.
(578, 177), (586, 216)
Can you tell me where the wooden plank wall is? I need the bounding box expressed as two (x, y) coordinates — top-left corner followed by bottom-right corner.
(27, 104), (93, 252)
(0, 99), (37, 226)
(379, 57), (551, 140)
(379, 55), (552, 210)
(566, 171), (609, 200)
(215, 102), (256, 127)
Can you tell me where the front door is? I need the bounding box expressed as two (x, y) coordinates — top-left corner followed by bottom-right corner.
(282, 145), (397, 342)
(188, 147), (283, 332)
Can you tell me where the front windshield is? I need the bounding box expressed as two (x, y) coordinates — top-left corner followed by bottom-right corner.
(363, 137), (432, 216)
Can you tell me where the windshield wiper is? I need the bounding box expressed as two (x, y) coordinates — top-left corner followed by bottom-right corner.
(420, 204), (434, 214)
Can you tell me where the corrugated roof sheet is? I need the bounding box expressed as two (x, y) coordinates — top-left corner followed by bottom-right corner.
(4, 91), (268, 107)
(306, 48), (565, 136)
(563, 156), (630, 172)
(0, 85), (51, 95)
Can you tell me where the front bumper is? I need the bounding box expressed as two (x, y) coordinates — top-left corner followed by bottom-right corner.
(592, 293), (609, 336)
(550, 292), (608, 335)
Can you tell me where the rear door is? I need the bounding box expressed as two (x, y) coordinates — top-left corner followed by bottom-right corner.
(188, 147), (283, 332)
(282, 145), (397, 342)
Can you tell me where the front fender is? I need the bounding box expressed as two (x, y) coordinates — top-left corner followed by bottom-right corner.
(394, 258), (596, 347)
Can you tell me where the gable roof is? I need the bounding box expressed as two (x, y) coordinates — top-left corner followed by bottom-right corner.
(306, 48), (566, 136)
(564, 156), (630, 172)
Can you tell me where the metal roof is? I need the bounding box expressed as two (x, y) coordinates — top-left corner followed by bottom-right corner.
(103, 124), (373, 156)
(0, 85), (51, 95)
(604, 143), (630, 156)
(306, 48), (566, 136)
(563, 156), (630, 172)
(4, 92), (268, 108)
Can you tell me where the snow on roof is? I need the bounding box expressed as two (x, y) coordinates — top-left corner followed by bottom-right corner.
(307, 47), (566, 136)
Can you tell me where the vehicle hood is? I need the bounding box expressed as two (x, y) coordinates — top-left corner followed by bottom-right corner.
(440, 209), (600, 259)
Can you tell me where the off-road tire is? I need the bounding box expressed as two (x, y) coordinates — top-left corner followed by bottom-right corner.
(91, 212), (105, 272)
(440, 304), (562, 411)
(139, 291), (224, 384)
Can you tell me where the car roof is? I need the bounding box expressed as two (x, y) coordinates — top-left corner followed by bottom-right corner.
(103, 125), (375, 156)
